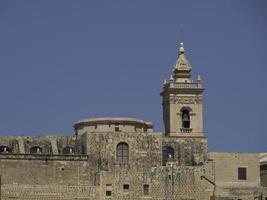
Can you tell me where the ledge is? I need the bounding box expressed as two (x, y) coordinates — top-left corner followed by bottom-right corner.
(0, 153), (88, 161)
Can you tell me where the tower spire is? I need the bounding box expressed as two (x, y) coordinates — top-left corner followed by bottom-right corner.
(173, 43), (191, 82)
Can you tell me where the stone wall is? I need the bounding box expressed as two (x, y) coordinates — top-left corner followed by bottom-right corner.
(209, 152), (263, 199)
(0, 132), (265, 200)
(163, 137), (208, 166)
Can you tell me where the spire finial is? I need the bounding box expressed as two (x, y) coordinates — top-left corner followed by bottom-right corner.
(179, 42), (185, 54)
(197, 74), (202, 82)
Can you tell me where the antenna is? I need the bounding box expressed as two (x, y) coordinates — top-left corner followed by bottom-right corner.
(179, 29), (184, 43)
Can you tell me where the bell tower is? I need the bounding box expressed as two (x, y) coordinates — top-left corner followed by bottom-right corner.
(161, 43), (205, 138)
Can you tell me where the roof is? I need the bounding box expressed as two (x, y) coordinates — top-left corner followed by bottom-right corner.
(74, 117), (153, 128)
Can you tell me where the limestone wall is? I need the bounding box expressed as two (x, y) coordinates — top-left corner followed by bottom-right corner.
(209, 152), (262, 199)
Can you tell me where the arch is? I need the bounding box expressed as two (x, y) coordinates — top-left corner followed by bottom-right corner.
(116, 142), (129, 164)
(62, 146), (74, 154)
(162, 146), (174, 163)
(30, 146), (42, 154)
(181, 108), (191, 129)
(0, 145), (11, 153)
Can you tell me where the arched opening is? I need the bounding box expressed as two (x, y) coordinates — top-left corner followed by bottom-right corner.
(116, 142), (129, 164)
(62, 146), (74, 154)
(162, 146), (174, 165)
(30, 146), (42, 154)
(0, 145), (11, 153)
(182, 109), (190, 128)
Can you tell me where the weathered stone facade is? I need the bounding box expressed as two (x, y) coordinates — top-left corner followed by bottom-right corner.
(0, 43), (266, 199)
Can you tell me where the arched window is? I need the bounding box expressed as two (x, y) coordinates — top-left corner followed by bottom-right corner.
(0, 145), (11, 153)
(30, 146), (42, 154)
(182, 109), (190, 128)
(62, 146), (74, 154)
(162, 146), (174, 163)
(116, 142), (129, 164)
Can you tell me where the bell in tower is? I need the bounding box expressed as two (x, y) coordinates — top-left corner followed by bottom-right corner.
(161, 43), (208, 166)
(161, 43), (205, 137)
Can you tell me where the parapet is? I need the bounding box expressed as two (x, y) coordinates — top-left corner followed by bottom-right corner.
(74, 117), (154, 135)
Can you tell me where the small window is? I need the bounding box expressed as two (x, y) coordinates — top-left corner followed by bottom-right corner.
(162, 146), (174, 165)
(62, 146), (74, 154)
(143, 184), (149, 195)
(123, 184), (129, 190)
(106, 191), (112, 196)
(260, 164), (267, 171)
(94, 125), (97, 129)
(238, 167), (247, 180)
(30, 146), (42, 154)
(0, 146), (11, 153)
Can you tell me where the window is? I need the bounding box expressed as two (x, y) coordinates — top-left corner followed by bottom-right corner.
(115, 123), (120, 132)
(260, 164), (267, 171)
(62, 146), (74, 154)
(106, 191), (112, 196)
(143, 184), (149, 195)
(238, 167), (247, 180)
(30, 146), (42, 154)
(123, 184), (129, 190)
(116, 142), (129, 164)
(0, 145), (10, 153)
(182, 109), (190, 128)
(162, 146), (174, 164)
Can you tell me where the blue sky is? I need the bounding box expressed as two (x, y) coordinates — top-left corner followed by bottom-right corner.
(0, 0), (266, 152)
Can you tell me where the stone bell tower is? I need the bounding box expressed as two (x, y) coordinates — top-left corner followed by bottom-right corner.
(161, 43), (205, 138)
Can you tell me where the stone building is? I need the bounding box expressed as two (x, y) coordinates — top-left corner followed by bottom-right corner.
(0, 43), (266, 200)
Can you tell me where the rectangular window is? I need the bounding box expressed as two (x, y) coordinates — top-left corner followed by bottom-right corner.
(106, 191), (112, 196)
(115, 123), (120, 132)
(238, 167), (247, 180)
(143, 184), (149, 195)
(123, 184), (129, 190)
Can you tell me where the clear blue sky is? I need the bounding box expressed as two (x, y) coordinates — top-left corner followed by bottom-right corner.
(0, 0), (266, 152)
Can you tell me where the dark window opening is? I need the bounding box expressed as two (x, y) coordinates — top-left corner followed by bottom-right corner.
(94, 125), (97, 129)
(30, 146), (42, 154)
(106, 191), (112, 196)
(162, 146), (174, 165)
(0, 145), (11, 153)
(116, 142), (129, 164)
(62, 146), (74, 154)
(260, 164), (267, 171)
(143, 184), (149, 195)
(238, 167), (247, 180)
(123, 184), (129, 190)
(182, 109), (190, 128)
(115, 123), (120, 132)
